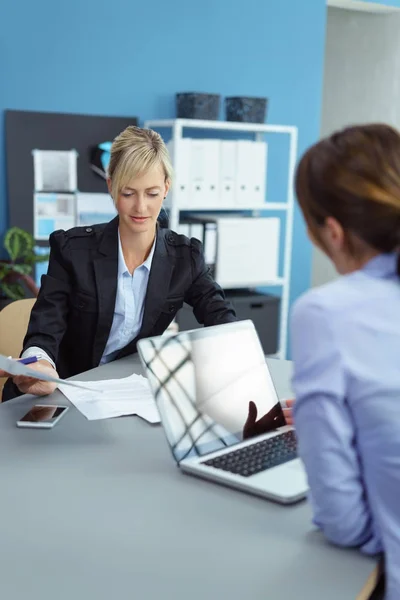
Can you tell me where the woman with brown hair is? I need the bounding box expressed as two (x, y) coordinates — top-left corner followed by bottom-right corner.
(292, 123), (400, 600)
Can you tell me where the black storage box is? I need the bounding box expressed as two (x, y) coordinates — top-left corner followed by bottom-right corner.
(176, 291), (280, 355)
(225, 96), (268, 123)
(176, 93), (221, 120)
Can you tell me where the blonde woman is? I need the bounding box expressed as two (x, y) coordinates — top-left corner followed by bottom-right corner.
(2, 126), (236, 401)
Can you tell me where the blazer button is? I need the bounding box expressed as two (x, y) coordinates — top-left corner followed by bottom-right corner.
(86, 227), (93, 233)
(167, 234), (175, 244)
(78, 301), (85, 309)
(169, 304), (176, 313)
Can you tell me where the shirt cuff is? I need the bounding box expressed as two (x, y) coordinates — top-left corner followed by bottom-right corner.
(21, 347), (56, 370)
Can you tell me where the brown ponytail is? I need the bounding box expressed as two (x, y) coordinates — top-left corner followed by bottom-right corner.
(295, 124), (400, 276)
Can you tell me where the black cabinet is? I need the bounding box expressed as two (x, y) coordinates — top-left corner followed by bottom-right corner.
(176, 291), (280, 355)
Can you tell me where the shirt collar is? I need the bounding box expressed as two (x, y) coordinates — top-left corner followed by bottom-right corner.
(361, 252), (398, 278)
(117, 230), (156, 276)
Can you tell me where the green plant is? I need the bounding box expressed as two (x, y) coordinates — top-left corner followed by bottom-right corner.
(0, 227), (49, 300)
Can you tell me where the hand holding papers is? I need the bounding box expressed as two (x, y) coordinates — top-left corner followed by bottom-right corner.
(0, 354), (159, 423)
(0, 354), (102, 393)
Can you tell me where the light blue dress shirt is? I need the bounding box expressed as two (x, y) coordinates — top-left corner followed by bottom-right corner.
(291, 253), (400, 600)
(21, 233), (156, 369)
(100, 233), (155, 364)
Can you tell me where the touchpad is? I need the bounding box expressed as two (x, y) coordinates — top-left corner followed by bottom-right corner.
(286, 459), (306, 474)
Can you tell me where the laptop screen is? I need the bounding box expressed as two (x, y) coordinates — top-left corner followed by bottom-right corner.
(138, 320), (286, 463)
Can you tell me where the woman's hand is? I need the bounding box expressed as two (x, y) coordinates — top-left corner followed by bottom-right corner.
(282, 399), (295, 426)
(4, 359), (60, 397)
(243, 401), (287, 440)
(243, 399), (296, 440)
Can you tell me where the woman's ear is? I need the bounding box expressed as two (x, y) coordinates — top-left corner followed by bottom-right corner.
(107, 177), (113, 197)
(164, 178), (171, 198)
(322, 216), (345, 253)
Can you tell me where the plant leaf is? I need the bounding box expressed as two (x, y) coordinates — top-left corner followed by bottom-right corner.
(4, 227), (34, 261)
(10, 264), (32, 275)
(0, 281), (25, 300)
(25, 253), (50, 264)
(0, 264), (13, 278)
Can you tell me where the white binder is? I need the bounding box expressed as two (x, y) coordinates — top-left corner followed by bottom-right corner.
(177, 223), (190, 237)
(188, 223), (203, 242)
(219, 141), (236, 208)
(203, 222), (218, 266)
(250, 141), (267, 207)
(190, 139), (220, 209)
(215, 217), (280, 288)
(167, 138), (192, 209)
(235, 141), (267, 208)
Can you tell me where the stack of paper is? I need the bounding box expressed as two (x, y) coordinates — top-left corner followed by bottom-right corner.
(59, 374), (160, 423)
(0, 354), (159, 423)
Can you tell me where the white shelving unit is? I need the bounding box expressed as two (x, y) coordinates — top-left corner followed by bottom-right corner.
(144, 118), (298, 359)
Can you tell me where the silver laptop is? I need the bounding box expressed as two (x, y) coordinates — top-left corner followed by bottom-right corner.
(137, 320), (308, 504)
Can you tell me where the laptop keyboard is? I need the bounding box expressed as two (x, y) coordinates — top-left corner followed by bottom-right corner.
(201, 430), (297, 478)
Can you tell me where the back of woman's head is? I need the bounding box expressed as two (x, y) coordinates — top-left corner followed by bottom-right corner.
(108, 126), (173, 200)
(296, 123), (400, 262)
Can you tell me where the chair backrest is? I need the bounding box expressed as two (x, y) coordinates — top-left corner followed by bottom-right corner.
(0, 298), (36, 398)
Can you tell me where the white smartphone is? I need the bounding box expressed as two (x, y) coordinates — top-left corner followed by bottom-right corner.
(16, 405), (69, 429)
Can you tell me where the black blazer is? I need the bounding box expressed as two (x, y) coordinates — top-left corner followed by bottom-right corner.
(2, 217), (236, 401)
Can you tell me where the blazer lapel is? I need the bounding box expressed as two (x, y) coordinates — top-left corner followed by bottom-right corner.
(92, 217), (119, 366)
(140, 229), (174, 337)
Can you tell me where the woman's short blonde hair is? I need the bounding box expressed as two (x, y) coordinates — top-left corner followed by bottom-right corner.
(108, 126), (173, 200)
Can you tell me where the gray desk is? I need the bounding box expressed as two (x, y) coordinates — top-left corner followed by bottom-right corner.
(0, 357), (375, 600)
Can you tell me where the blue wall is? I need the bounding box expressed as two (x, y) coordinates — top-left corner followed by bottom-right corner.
(0, 0), (327, 312)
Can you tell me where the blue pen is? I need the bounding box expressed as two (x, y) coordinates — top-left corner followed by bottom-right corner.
(18, 356), (38, 365)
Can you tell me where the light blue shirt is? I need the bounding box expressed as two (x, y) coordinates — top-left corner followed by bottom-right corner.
(291, 253), (400, 600)
(100, 233), (155, 364)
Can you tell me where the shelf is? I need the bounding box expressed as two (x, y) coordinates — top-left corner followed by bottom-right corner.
(173, 203), (288, 212)
(145, 115), (298, 360)
(265, 352), (282, 360)
(328, 0), (400, 13)
(145, 118), (296, 135)
(223, 278), (285, 288)
(261, 278), (285, 287)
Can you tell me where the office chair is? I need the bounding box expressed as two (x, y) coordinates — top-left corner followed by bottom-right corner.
(0, 298), (36, 399)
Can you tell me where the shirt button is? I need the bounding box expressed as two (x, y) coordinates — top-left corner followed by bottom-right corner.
(86, 227), (93, 233)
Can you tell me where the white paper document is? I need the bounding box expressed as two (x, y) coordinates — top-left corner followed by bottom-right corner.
(58, 374), (160, 423)
(34, 192), (76, 240)
(32, 149), (78, 192)
(0, 355), (101, 392)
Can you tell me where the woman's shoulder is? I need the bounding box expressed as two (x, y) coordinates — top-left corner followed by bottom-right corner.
(161, 228), (202, 253)
(49, 222), (109, 250)
(161, 228), (191, 246)
(292, 274), (367, 326)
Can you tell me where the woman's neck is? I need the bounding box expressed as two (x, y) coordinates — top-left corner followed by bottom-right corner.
(335, 248), (381, 275)
(118, 223), (156, 269)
